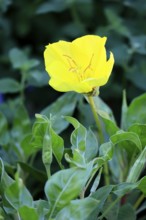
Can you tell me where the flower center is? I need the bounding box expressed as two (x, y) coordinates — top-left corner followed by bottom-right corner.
(63, 54), (94, 81)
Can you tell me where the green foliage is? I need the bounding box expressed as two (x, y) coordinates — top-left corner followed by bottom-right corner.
(1, 0), (146, 219)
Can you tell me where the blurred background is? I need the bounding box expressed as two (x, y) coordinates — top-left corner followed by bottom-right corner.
(1, 0), (146, 118)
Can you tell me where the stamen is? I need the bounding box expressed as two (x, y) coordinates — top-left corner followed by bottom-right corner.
(84, 54), (94, 73)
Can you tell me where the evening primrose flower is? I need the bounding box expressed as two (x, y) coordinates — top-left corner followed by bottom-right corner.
(44, 35), (114, 94)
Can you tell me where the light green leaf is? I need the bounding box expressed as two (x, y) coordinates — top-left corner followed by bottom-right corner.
(64, 116), (86, 152)
(5, 178), (33, 210)
(0, 158), (14, 195)
(45, 165), (93, 216)
(126, 147), (146, 183)
(32, 114), (64, 170)
(50, 128), (64, 169)
(56, 198), (99, 220)
(0, 79), (21, 93)
(41, 92), (78, 134)
(65, 150), (86, 168)
(90, 168), (102, 194)
(99, 142), (113, 161)
(18, 206), (39, 220)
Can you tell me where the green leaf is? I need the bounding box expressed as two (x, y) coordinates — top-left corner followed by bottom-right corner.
(18, 206), (39, 220)
(117, 204), (136, 220)
(41, 92), (78, 134)
(56, 198), (99, 220)
(50, 128), (64, 169)
(27, 70), (49, 87)
(99, 142), (113, 161)
(92, 96), (115, 121)
(137, 176), (146, 196)
(18, 162), (46, 183)
(0, 158), (14, 195)
(114, 176), (146, 197)
(126, 147), (146, 183)
(128, 124), (146, 148)
(65, 116), (98, 165)
(5, 177), (33, 210)
(91, 185), (114, 217)
(0, 112), (10, 145)
(45, 165), (93, 216)
(85, 128), (98, 161)
(102, 194), (119, 220)
(21, 134), (35, 158)
(9, 48), (39, 71)
(90, 168), (102, 194)
(130, 35), (146, 55)
(36, 0), (67, 14)
(90, 96), (119, 137)
(65, 149), (86, 168)
(11, 102), (31, 142)
(32, 114), (64, 171)
(125, 93), (146, 129)
(121, 90), (128, 130)
(64, 116), (86, 152)
(110, 130), (142, 154)
(34, 200), (49, 218)
(0, 79), (21, 93)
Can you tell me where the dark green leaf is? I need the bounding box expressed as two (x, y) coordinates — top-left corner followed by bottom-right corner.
(0, 79), (21, 93)
(118, 203), (136, 220)
(36, 0), (67, 14)
(125, 93), (146, 128)
(110, 130), (142, 154)
(9, 48), (39, 71)
(128, 124), (146, 148)
(0, 112), (10, 145)
(91, 185), (114, 217)
(41, 92), (78, 134)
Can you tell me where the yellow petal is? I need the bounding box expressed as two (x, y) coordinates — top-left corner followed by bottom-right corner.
(45, 60), (79, 84)
(44, 40), (71, 70)
(49, 77), (92, 93)
(71, 35), (107, 72)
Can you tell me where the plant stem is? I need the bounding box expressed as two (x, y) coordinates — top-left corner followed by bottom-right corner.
(87, 95), (104, 144)
(87, 95), (110, 185)
(104, 162), (110, 185)
(98, 197), (120, 220)
(134, 194), (145, 210)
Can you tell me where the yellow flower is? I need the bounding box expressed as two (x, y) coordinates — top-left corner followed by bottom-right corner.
(44, 35), (114, 94)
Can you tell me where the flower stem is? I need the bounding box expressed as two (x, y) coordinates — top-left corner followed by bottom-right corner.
(87, 95), (104, 144)
(134, 194), (145, 210)
(87, 95), (110, 185)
